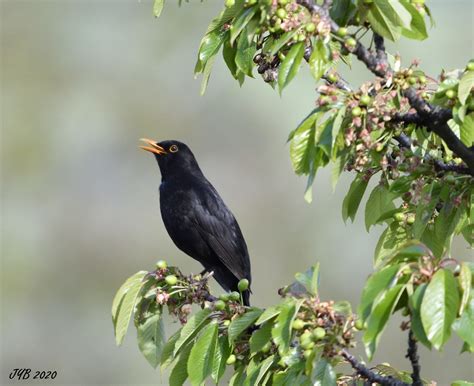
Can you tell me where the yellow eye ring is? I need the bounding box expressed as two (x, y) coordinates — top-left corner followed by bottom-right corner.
(169, 144), (179, 153)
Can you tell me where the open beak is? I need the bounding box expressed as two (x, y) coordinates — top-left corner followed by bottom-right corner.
(139, 138), (167, 155)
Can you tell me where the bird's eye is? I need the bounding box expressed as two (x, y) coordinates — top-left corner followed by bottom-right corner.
(169, 145), (179, 153)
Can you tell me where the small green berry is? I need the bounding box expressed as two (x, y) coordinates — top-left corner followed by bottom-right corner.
(305, 22), (316, 33)
(445, 89), (456, 99)
(408, 76), (417, 85)
(230, 291), (241, 301)
(165, 275), (178, 286)
(363, 0), (374, 3)
(219, 293), (230, 302)
(312, 327), (326, 340)
(359, 94), (371, 106)
(406, 214), (415, 225)
(336, 27), (348, 37)
(226, 354), (236, 365)
(278, 0), (289, 4)
(351, 106), (362, 117)
(292, 319), (305, 330)
(375, 143), (384, 152)
(467, 62), (474, 72)
(419, 75), (427, 84)
(276, 8), (287, 19)
(300, 339), (315, 350)
(345, 37), (357, 49)
(156, 260), (167, 269)
(225, 0), (235, 7)
(394, 212), (406, 222)
(297, 33), (306, 42)
(327, 73), (338, 82)
(261, 342), (272, 353)
(223, 319), (231, 327)
(238, 278), (249, 292)
(354, 319), (364, 330)
(214, 300), (226, 311)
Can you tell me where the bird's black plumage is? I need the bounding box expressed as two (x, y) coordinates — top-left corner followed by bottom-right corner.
(141, 139), (252, 305)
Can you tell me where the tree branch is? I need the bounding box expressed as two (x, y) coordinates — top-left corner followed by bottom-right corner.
(295, 2), (474, 174)
(406, 330), (423, 386)
(341, 350), (410, 386)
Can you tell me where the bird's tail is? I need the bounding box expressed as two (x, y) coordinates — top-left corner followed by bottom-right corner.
(242, 289), (251, 306)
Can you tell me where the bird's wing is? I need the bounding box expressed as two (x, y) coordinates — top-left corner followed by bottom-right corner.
(190, 187), (250, 282)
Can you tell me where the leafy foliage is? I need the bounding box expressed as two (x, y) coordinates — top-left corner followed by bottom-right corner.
(116, 0), (474, 384)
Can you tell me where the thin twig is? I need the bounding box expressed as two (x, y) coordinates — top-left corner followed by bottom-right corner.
(406, 330), (423, 386)
(341, 350), (410, 386)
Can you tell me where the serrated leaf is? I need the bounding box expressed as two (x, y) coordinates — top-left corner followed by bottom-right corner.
(235, 28), (256, 77)
(113, 271), (148, 346)
(205, 0), (245, 35)
(459, 263), (472, 315)
(249, 321), (272, 355)
(269, 30), (299, 55)
(413, 183), (440, 239)
(366, 0), (403, 41)
(228, 308), (263, 343)
(187, 321), (218, 386)
(342, 175), (370, 223)
(173, 308), (212, 356)
(421, 269), (460, 349)
(365, 184), (396, 231)
(293, 264), (320, 297)
(161, 328), (182, 368)
(458, 71), (474, 105)
(255, 306), (280, 325)
(364, 284), (405, 359)
(359, 264), (401, 322)
(169, 345), (192, 386)
(409, 283), (431, 348)
(211, 336), (231, 383)
(272, 299), (303, 354)
(153, 0), (164, 18)
(309, 39), (330, 80)
(290, 111), (319, 175)
(230, 6), (257, 45)
(400, 0), (428, 40)
(312, 358), (337, 386)
(374, 222), (409, 266)
(278, 42), (305, 93)
(460, 114), (474, 147)
(452, 298), (474, 351)
(137, 309), (165, 368)
(195, 30), (225, 74)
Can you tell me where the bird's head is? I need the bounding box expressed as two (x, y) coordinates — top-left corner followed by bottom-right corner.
(140, 139), (202, 179)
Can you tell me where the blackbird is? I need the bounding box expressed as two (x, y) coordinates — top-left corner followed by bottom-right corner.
(140, 138), (252, 306)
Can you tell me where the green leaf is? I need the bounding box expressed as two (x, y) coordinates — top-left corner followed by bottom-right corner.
(311, 358), (337, 386)
(359, 264), (401, 322)
(137, 308), (165, 368)
(409, 283), (431, 348)
(250, 321), (272, 355)
(235, 29), (256, 77)
(195, 30), (225, 74)
(342, 175), (370, 223)
(169, 345), (192, 386)
(400, 0), (428, 40)
(229, 366), (246, 386)
(374, 222), (409, 266)
(452, 381), (474, 386)
(230, 6), (258, 45)
(365, 184), (396, 231)
(366, 0), (403, 41)
(294, 264), (320, 297)
(113, 271), (148, 346)
(364, 284), (405, 359)
(272, 299), (303, 354)
(211, 336), (231, 383)
(309, 39), (330, 80)
(223, 39), (239, 77)
(200, 54), (217, 95)
(290, 111), (319, 175)
(421, 269), (460, 349)
(188, 321), (219, 386)
(173, 308), (212, 356)
(412, 183), (440, 239)
(205, 0), (245, 35)
(459, 263), (472, 315)
(330, 0), (357, 25)
(153, 0), (164, 18)
(452, 298), (474, 351)
(278, 42), (305, 93)
(228, 308), (263, 343)
(244, 355), (275, 386)
(161, 328), (182, 368)
(269, 30), (299, 56)
(255, 306), (280, 325)
(458, 71), (474, 105)
(460, 114), (474, 147)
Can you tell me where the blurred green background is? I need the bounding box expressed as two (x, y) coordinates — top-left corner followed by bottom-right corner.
(1, 0), (473, 384)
